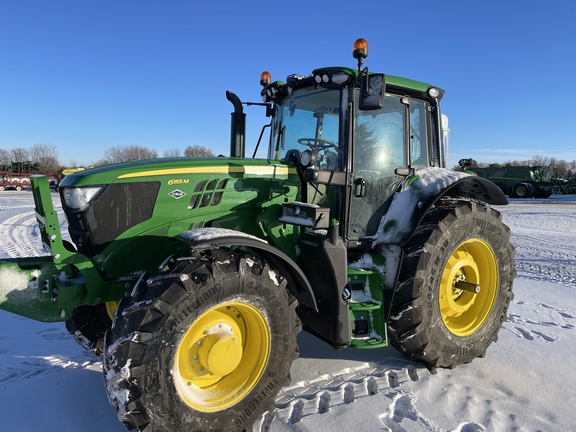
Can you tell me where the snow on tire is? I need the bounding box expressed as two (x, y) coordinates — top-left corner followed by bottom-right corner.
(388, 199), (515, 368)
(103, 249), (300, 432)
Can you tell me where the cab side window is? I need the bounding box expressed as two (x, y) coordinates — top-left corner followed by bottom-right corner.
(409, 99), (430, 168)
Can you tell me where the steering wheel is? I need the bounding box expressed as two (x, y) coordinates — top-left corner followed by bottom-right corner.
(297, 138), (337, 152)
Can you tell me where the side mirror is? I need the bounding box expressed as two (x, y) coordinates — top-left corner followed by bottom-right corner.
(360, 73), (385, 110)
(395, 167), (415, 177)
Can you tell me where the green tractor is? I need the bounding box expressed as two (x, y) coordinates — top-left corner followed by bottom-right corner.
(460, 161), (553, 199)
(0, 39), (514, 432)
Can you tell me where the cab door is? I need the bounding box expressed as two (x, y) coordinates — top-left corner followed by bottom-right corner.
(348, 94), (431, 239)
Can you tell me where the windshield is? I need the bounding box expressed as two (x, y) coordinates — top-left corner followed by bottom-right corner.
(269, 87), (341, 170)
(354, 94), (430, 172)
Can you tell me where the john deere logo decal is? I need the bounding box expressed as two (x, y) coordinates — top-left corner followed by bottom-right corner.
(169, 189), (187, 199)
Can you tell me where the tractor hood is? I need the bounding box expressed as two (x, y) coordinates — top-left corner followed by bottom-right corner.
(59, 157), (297, 188)
(56, 157), (300, 270)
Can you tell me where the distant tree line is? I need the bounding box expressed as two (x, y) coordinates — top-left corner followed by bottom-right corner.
(0, 144), (61, 174)
(1, 144), (214, 173)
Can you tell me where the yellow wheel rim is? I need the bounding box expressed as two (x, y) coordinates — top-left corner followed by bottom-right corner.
(439, 238), (498, 336)
(105, 301), (118, 321)
(173, 301), (271, 412)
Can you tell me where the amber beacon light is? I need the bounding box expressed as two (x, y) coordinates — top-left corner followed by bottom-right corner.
(353, 38), (368, 60)
(260, 71), (271, 87)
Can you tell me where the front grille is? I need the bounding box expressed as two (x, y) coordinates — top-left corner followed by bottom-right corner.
(65, 182), (160, 257)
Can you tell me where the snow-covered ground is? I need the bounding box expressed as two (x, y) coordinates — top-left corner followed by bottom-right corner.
(1, 191), (575, 431)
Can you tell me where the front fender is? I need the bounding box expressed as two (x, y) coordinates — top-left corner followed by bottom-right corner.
(177, 228), (318, 311)
(372, 168), (507, 247)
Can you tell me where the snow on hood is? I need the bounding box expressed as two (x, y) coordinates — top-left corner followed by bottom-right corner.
(373, 167), (469, 246)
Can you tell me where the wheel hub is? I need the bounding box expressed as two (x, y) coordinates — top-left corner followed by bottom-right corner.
(178, 310), (244, 385)
(198, 334), (243, 376)
(440, 251), (479, 317)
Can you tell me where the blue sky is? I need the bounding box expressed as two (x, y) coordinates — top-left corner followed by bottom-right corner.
(1, 0), (575, 168)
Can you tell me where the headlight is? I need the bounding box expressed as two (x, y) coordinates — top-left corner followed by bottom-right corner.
(313, 70), (353, 87)
(331, 73), (350, 85)
(428, 87), (440, 98)
(62, 186), (103, 211)
(300, 150), (317, 167)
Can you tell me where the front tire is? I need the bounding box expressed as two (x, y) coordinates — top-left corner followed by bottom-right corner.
(388, 199), (515, 368)
(512, 182), (534, 198)
(103, 249), (300, 432)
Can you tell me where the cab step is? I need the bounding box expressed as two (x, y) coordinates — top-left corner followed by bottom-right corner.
(347, 267), (388, 349)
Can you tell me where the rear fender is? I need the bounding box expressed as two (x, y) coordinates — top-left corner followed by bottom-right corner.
(372, 168), (508, 247)
(177, 228), (318, 311)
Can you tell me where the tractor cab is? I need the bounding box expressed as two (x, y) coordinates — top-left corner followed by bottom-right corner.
(260, 39), (446, 246)
(240, 39), (448, 347)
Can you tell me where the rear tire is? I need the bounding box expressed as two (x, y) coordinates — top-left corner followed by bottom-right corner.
(103, 249), (300, 432)
(388, 199), (515, 368)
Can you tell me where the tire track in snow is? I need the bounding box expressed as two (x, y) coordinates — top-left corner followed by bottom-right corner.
(512, 232), (576, 254)
(514, 262), (576, 289)
(0, 207), (66, 258)
(254, 362), (430, 431)
(0, 205), (37, 210)
(0, 326), (98, 385)
(0, 211), (46, 258)
(504, 300), (576, 343)
(510, 232), (576, 289)
(0, 356), (100, 385)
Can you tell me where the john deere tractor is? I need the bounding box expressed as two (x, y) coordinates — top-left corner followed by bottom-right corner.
(0, 39), (514, 432)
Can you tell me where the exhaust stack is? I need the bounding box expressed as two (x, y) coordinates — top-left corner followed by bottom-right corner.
(226, 91), (246, 158)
